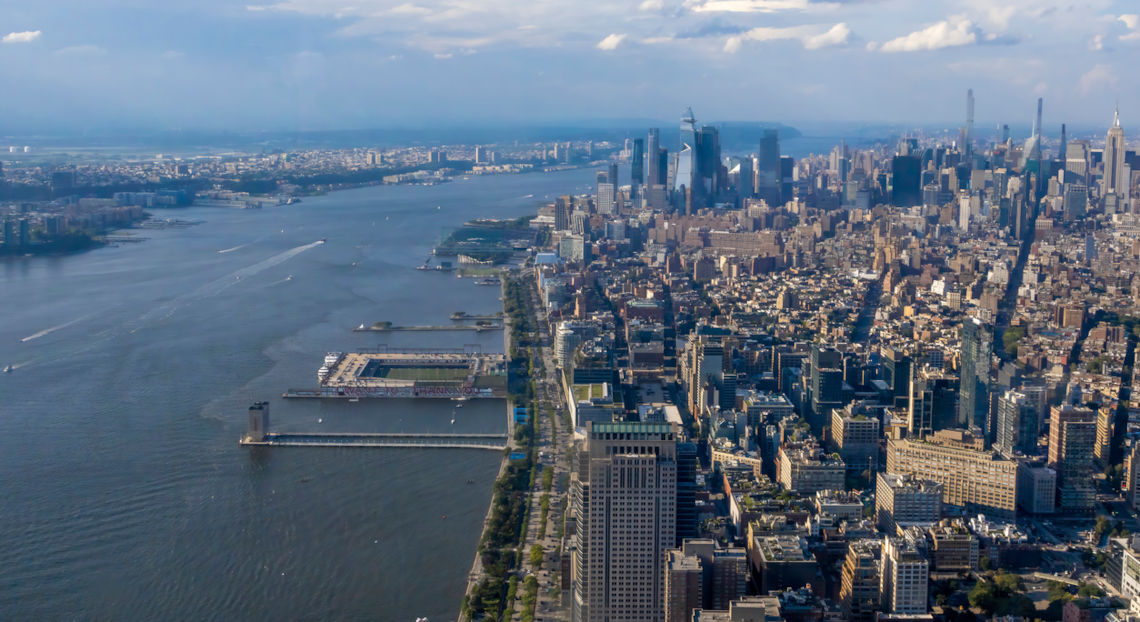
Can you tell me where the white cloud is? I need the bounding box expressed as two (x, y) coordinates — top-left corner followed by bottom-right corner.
(638, 0), (665, 10)
(2, 30), (41, 44)
(596, 33), (626, 50)
(725, 22), (850, 51)
(802, 22), (850, 49)
(390, 3), (433, 16)
(1078, 63), (1117, 95)
(688, 0), (836, 13)
(880, 16), (977, 52)
(1089, 34), (1104, 50)
(1120, 14), (1140, 40)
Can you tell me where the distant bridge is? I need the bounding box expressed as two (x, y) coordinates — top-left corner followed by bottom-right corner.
(239, 432), (508, 451)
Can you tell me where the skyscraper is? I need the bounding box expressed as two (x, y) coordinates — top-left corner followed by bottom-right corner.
(756, 129), (781, 206)
(596, 170), (616, 216)
(995, 389), (1039, 456)
(571, 422), (679, 622)
(958, 318), (992, 439)
(908, 367), (958, 438)
(555, 195), (571, 231)
(631, 137), (645, 202)
(891, 155), (921, 207)
(1048, 404), (1096, 513)
(695, 125), (721, 199)
(881, 348), (911, 409)
(1104, 105), (1127, 197)
(674, 108), (697, 211)
(647, 128), (661, 187)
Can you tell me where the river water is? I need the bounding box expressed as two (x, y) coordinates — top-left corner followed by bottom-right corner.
(0, 167), (596, 621)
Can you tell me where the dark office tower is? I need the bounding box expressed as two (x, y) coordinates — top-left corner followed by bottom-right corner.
(809, 346), (845, 433)
(696, 125), (720, 199)
(757, 129), (781, 206)
(891, 155), (921, 207)
(966, 88), (975, 157)
(779, 156), (794, 203)
(1058, 123), (1067, 163)
(735, 157), (754, 199)
(631, 138), (645, 183)
(676, 441), (699, 545)
(959, 318), (993, 442)
(1001, 124), (1010, 144)
(555, 195), (571, 231)
(908, 368), (958, 438)
(881, 348), (912, 409)
(570, 422), (679, 622)
(631, 138), (645, 202)
(647, 128), (661, 186)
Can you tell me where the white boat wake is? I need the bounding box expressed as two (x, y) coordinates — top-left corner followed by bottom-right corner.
(135, 240), (325, 326)
(21, 315), (91, 343)
(217, 244), (246, 254)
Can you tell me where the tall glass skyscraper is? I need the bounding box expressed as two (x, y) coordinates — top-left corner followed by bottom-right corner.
(756, 129), (781, 205)
(674, 108), (697, 196)
(647, 128), (661, 187)
(959, 318), (992, 441)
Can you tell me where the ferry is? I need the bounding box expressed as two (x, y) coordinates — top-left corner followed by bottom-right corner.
(3, 365), (11, 373)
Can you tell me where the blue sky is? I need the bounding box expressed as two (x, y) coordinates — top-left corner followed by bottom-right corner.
(1, 0), (1138, 132)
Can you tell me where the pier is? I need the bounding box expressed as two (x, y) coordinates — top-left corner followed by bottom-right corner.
(353, 324), (502, 333)
(450, 312), (504, 321)
(239, 403), (508, 450)
(240, 432), (508, 450)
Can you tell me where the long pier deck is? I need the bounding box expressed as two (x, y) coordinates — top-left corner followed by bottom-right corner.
(239, 432), (508, 450)
(352, 324), (502, 332)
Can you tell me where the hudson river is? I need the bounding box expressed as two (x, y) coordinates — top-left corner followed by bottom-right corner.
(0, 167), (596, 621)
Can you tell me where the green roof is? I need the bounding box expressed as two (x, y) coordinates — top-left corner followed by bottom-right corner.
(591, 422), (673, 435)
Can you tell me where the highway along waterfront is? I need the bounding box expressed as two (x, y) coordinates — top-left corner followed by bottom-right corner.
(0, 167), (596, 621)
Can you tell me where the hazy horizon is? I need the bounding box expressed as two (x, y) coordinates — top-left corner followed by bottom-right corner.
(2, 0), (1139, 132)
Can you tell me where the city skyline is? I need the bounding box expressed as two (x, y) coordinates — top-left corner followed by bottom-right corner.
(3, 0), (1140, 130)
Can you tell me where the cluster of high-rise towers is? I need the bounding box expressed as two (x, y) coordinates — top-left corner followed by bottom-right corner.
(600, 108), (790, 216)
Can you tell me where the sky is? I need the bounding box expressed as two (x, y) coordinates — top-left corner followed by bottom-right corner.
(1, 0), (1139, 133)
